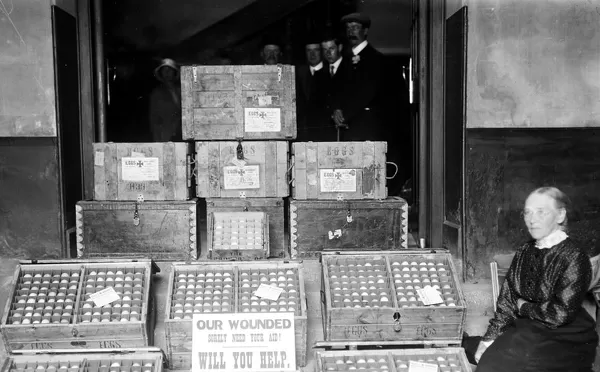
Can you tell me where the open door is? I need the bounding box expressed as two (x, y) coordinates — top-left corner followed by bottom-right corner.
(443, 6), (468, 279)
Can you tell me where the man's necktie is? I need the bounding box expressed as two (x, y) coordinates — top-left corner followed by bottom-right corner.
(330, 65), (335, 77)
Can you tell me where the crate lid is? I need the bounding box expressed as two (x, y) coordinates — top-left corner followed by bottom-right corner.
(18, 258), (161, 274)
(8, 346), (164, 356)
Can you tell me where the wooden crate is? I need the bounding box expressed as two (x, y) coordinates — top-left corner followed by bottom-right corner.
(291, 142), (388, 200)
(94, 142), (193, 201)
(195, 141), (289, 198)
(290, 197), (408, 259)
(164, 262), (307, 370)
(321, 251), (466, 345)
(315, 348), (472, 372)
(206, 198), (286, 258)
(1, 350), (164, 372)
(208, 211), (270, 260)
(0, 260), (155, 353)
(76, 199), (199, 260)
(181, 65), (296, 140)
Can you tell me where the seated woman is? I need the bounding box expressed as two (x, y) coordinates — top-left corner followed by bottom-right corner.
(475, 187), (598, 372)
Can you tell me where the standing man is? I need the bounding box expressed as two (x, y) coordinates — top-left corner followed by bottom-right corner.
(321, 34), (348, 141)
(259, 36), (283, 65)
(332, 13), (386, 141)
(295, 36), (328, 141)
(149, 58), (182, 142)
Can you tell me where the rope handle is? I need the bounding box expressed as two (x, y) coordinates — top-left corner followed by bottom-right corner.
(288, 156), (295, 185)
(386, 162), (399, 179)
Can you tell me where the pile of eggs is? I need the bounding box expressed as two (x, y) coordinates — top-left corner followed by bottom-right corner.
(238, 268), (300, 314)
(327, 259), (393, 309)
(79, 268), (146, 323)
(8, 270), (80, 325)
(8, 360), (156, 372)
(321, 356), (390, 371)
(320, 354), (465, 372)
(87, 360), (155, 372)
(394, 355), (463, 372)
(170, 269), (235, 319)
(213, 216), (264, 250)
(390, 259), (457, 308)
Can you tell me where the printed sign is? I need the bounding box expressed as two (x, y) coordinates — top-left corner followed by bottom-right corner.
(320, 169), (357, 193)
(89, 287), (120, 308)
(192, 313), (296, 372)
(408, 360), (439, 372)
(244, 108), (281, 132)
(223, 165), (260, 189)
(121, 157), (160, 181)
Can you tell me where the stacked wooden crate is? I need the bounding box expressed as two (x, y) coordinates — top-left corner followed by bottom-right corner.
(289, 141), (408, 258)
(181, 65), (295, 259)
(77, 142), (199, 260)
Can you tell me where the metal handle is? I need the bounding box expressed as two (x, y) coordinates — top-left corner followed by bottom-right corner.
(386, 162), (399, 179)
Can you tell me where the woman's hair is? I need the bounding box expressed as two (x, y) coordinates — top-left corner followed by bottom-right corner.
(530, 186), (571, 229)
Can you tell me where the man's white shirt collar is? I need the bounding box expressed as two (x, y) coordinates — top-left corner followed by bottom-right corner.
(331, 57), (343, 74)
(352, 41), (369, 56)
(310, 62), (323, 75)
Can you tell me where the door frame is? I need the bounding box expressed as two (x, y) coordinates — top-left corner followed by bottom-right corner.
(415, 0), (446, 249)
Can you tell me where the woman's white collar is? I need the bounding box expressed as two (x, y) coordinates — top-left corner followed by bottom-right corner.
(535, 229), (568, 249)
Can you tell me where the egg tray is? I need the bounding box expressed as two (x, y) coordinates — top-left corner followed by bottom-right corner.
(321, 251), (466, 344)
(1, 260), (155, 353)
(208, 212), (270, 261)
(164, 261), (308, 370)
(325, 254), (463, 309)
(0, 351), (163, 372)
(78, 267), (148, 324)
(315, 348), (471, 372)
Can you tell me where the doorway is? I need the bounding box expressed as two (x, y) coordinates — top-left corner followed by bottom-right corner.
(77, 0), (467, 258)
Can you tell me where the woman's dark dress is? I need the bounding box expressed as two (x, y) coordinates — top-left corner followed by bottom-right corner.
(477, 238), (598, 372)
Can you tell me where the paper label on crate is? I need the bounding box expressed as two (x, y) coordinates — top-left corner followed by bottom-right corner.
(254, 284), (284, 301)
(223, 165), (260, 189)
(328, 229), (343, 240)
(121, 157), (160, 181)
(257, 95), (273, 106)
(244, 107), (281, 132)
(319, 169), (357, 193)
(192, 313), (296, 372)
(416, 285), (444, 306)
(89, 287), (120, 307)
(408, 361), (439, 372)
(94, 151), (104, 166)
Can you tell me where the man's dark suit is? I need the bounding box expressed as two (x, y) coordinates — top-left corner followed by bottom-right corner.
(295, 65), (329, 142)
(334, 43), (386, 141)
(322, 57), (351, 141)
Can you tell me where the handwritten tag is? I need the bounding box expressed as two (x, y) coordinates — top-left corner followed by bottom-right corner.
(254, 284), (284, 301)
(89, 287), (120, 307)
(257, 95), (272, 106)
(328, 230), (342, 240)
(416, 285), (444, 306)
(408, 361), (439, 372)
(94, 151), (104, 166)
